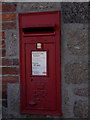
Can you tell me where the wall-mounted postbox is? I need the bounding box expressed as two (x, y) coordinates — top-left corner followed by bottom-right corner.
(19, 11), (61, 115)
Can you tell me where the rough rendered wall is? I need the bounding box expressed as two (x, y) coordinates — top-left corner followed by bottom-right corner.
(1, 2), (89, 119)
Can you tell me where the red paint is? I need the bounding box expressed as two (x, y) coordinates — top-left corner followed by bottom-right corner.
(19, 11), (62, 115)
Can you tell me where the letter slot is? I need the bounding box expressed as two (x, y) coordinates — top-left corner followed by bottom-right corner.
(23, 25), (55, 36)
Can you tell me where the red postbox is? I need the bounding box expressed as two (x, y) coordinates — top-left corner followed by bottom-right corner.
(19, 11), (62, 115)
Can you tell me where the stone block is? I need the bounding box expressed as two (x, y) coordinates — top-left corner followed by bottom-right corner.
(7, 83), (20, 115)
(7, 83), (27, 118)
(2, 106), (8, 119)
(74, 100), (88, 118)
(61, 2), (88, 23)
(74, 88), (89, 97)
(17, 2), (61, 12)
(5, 30), (18, 57)
(62, 24), (88, 56)
(62, 90), (70, 117)
(65, 62), (88, 84)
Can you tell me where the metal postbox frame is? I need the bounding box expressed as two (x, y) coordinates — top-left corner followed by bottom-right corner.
(19, 11), (62, 116)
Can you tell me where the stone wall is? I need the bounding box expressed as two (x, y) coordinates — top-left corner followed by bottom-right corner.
(1, 2), (89, 119)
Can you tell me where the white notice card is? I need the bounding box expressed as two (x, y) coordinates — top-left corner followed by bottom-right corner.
(32, 51), (47, 76)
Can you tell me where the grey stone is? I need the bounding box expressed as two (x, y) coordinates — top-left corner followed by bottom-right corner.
(17, 2), (61, 12)
(61, 2), (88, 23)
(7, 83), (27, 118)
(62, 24), (88, 56)
(74, 88), (89, 97)
(62, 86), (78, 118)
(67, 26), (88, 56)
(61, 23), (88, 118)
(2, 106), (9, 119)
(63, 90), (69, 105)
(65, 62), (88, 84)
(7, 83), (20, 116)
(74, 100), (89, 118)
(62, 89), (71, 117)
(61, 24), (88, 65)
(5, 30), (18, 57)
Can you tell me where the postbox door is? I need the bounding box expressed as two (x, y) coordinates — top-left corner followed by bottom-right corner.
(19, 11), (61, 115)
(24, 39), (60, 114)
